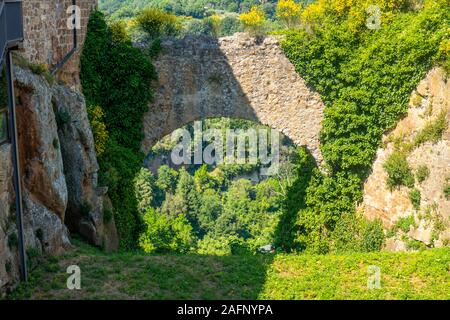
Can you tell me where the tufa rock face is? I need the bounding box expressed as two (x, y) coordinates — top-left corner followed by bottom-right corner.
(52, 84), (118, 250)
(0, 144), (18, 293)
(0, 64), (118, 294)
(14, 67), (68, 220)
(142, 34), (325, 163)
(361, 67), (450, 250)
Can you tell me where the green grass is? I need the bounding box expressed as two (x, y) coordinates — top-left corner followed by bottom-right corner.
(6, 240), (450, 300)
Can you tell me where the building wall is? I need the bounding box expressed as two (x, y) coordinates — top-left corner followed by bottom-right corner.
(20, 0), (97, 86)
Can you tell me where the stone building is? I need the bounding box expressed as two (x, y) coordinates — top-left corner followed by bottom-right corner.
(20, 0), (97, 86)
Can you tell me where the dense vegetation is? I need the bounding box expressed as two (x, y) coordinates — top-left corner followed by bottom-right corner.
(82, 1), (449, 254)
(9, 240), (450, 299)
(99, 0), (281, 20)
(81, 10), (156, 249)
(279, 0), (449, 252)
(137, 118), (297, 254)
(99, 0), (317, 38)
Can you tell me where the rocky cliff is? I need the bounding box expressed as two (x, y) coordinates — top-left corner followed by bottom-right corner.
(0, 65), (117, 294)
(361, 67), (450, 251)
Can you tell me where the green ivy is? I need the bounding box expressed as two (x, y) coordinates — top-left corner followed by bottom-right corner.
(81, 11), (156, 249)
(281, 3), (449, 252)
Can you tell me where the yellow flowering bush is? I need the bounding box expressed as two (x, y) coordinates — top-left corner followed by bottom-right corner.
(239, 6), (266, 36)
(209, 14), (222, 36)
(301, 0), (327, 25)
(87, 105), (109, 156)
(301, 0), (415, 31)
(276, 0), (302, 29)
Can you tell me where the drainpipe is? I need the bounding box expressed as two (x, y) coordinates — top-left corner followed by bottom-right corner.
(50, 0), (78, 75)
(6, 48), (27, 282)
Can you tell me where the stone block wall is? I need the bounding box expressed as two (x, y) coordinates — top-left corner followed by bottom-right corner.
(142, 34), (325, 163)
(20, 0), (97, 86)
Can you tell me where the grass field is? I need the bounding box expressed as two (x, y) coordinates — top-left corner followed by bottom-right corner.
(7, 241), (450, 300)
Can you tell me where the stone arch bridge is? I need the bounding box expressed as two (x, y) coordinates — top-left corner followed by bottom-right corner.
(141, 34), (325, 162)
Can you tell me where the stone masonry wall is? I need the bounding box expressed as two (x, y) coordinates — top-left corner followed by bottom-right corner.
(20, 0), (97, 86)
(142, 33), (325, 163)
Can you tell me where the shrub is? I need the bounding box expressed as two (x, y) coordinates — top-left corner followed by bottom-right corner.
(7, 233), (18, 249)
(416, 165), (430, 183)
(204, 14), (222, 37)
(52, 138), (59, 150)
(383, 151), (414, 190)
(413, 110), (448, 147)
(361, 220), (385, 252)
(331, 213), (384, 253)
(436, 39), (450, 72)
(87, 106), (109, 156)
(219, 16), (242, 36)
(55, 111), (71, 127)
(135, 8), (181, 39)
(444, 181), (450, 200)
(110, 20), (131, 43)
(395, 215), (416, 233)
(196, 234), (234, 256)
(406, 238), (426, 251)
(239, 6), (266, 37)
(276, 0), (302, 29)
(409, 188), (421, 210)
(29, 62), (48, 75)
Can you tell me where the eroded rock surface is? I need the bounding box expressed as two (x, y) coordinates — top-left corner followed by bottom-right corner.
(0, 66), (118, 294)
(361, 67), (450, 250)
(53, 84), (118, 249)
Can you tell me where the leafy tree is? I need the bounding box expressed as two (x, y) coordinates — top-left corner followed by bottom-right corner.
(274, 147), (316, 251)
(194, 165), (218, 192)
(156, 165), (179, 195)
(134, 168), (155, 214)
(139, 208), (194, 253)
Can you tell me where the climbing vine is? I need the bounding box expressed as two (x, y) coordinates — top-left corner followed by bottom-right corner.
(81, 11), (157, 249)
(280, 0), (449, 252)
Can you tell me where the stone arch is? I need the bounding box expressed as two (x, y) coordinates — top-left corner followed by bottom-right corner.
(142, 34), (325, 162)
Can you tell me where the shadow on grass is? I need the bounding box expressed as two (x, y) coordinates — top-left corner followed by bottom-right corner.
(8, 241), (274, 300)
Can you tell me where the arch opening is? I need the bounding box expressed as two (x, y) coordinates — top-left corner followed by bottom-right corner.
(137, 117), (304, 255)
